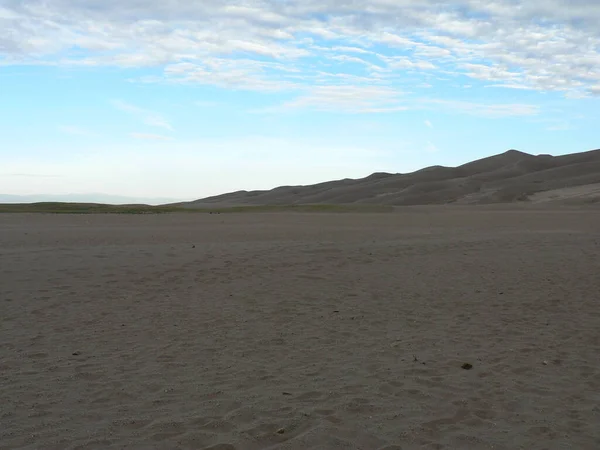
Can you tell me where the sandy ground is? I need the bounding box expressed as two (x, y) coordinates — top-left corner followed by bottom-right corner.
(1, 208), (600, 450)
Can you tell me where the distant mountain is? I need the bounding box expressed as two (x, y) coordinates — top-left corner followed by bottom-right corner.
(0, 193), (185, 205)
(181, 148), (600, 207)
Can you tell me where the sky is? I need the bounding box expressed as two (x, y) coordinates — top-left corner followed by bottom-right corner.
(1, 0), (599, 202)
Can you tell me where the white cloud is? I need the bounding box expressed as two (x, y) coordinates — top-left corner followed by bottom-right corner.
(425, 141), (439, 153)
(461, 63), (521, 83)
(425, 99), (540, 118)
(111, 100), (174, 131)
(424, 120), (433, 128)
(379, 55), (437, 71)
(2, 0), (600, 100)
(280, 85), (407, 113)
(130, 132), (173, 140)
(546, 123), (574, 131)
(194, 100), (221, 107)
(1, 172), (62, 178)
(58, 125), (97, 137)
(162, 59), (300, 91)
(257, 87), (539, 117)
(331, 45), (371, 54)
(331, 54), (385, 72)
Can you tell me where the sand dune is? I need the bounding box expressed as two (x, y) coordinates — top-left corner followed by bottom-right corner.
(183, 149), (600, 207)
(2, 209), (600, 449)
(528, 183), (600, 204)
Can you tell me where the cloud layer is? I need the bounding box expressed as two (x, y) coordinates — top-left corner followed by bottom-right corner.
(2, 0), (600, 113)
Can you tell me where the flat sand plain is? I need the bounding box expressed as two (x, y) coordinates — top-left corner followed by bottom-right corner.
(1, 208), (600, 450)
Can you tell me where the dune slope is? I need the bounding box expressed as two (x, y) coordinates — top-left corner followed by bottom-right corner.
(183, 149), (600, 207)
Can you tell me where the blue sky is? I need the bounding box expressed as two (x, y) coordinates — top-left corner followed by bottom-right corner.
(1, 0), (599, 202)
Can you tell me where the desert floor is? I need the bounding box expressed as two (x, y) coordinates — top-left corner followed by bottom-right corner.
(1, 208), (600, 450)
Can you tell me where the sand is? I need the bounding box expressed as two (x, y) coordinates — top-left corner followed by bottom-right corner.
(1, 208), (600, 450)
(184, 149), (600, 207)
(528, 183), (600, 204)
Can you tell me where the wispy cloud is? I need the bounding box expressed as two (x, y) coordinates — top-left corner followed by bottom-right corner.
(1, 173), (62, 178)
(163, 59), (300, 92)
(130, 132), (173, 141)
(261, 93), (539, 118)
(424, 120), (433, 128)
(424, 100), (540, 118)
(195, 100), (221, 108)
(1, 0), (599, 101)
(58, 125), (97, 137)
(111, 100), (174, 131)
(279, 85), (408, 113)
(425, 141), (439, 153)
(532, 117), (577, 132)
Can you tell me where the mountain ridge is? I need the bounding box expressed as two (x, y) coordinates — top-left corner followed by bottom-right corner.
(181, 148), (600, 207)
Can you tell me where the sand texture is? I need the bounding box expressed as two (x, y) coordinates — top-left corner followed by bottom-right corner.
(2, 209), (600, 449)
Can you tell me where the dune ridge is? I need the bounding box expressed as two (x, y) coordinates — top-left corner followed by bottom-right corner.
(183, 148), (600, 207)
